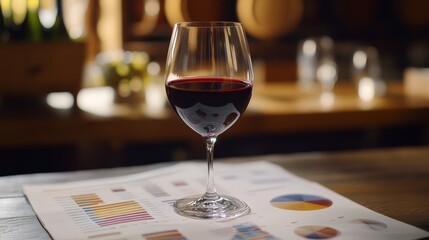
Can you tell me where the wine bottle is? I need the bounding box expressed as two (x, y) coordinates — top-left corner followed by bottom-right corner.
(0, 1), (4, 41)
(0, 0), (12, 41)
(9, 0), (27, 41)
(26, 0), (43, 41)
(48, 0), (69, 40)
(38, 0), (57, 39)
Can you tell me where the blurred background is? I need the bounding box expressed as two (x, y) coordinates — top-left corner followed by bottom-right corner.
(0, 0), (428, 176)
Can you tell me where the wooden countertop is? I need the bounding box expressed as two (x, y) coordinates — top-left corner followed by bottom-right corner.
(1, 146), (428, 239)
(0, 82), (428, 148)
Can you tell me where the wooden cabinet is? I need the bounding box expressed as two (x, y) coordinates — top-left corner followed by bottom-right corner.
(0, 42), (85, 96)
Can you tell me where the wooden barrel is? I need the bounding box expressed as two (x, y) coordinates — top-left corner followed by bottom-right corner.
(236, 0), (303, 40)
(164, 0), (233, 27)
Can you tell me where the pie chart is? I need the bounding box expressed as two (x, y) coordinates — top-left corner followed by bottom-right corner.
(270, 194), (332, 211)
(351, 219), (388, 230)
(294, 225), (339, 239)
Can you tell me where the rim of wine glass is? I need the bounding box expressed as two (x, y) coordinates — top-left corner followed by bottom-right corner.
(174, 21), (243, 28)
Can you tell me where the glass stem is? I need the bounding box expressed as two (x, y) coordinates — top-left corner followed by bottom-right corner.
(204, 136), (218, 200)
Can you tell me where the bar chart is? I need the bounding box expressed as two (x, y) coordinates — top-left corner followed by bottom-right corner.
(23, 161), (429, 240)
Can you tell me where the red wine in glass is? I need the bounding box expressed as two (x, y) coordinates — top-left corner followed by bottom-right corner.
(166, 77), (252, 137)
(165, 22), (253, 219)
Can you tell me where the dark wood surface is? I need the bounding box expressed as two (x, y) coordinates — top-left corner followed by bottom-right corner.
(0, 146), (428, 239)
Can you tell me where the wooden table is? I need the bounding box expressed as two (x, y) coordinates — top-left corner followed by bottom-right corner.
(1, 146), (428, 239)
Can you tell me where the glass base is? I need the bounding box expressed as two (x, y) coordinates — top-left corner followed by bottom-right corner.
(173, 193), (250, 219)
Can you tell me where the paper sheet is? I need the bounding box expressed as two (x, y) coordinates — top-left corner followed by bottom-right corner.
(23, 161), (428, 240)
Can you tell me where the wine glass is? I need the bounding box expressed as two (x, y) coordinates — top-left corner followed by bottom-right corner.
(165, 22), (253, 219)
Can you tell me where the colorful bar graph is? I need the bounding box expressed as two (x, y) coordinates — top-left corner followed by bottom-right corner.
(232, 222), (281, 240)
(143, 229), (187, 240)
(83, 200), (153, 227)
(71, 193), (104, 207)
